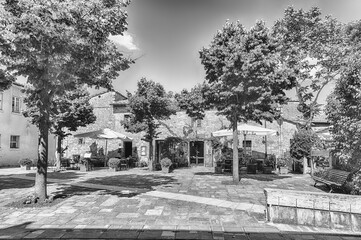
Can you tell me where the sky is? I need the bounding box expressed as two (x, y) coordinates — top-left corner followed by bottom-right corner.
(109, 0), (361, 103)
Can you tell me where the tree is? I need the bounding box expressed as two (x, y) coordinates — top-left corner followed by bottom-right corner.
(199, 20), (295, 182)
(325, 68), (361, 169)
(24, 88), (97, 170)
(0, 0), (132, 200)
(123, 78), (177, 171)
(175, 84), (208, 120)
(272, 7), (344, 129)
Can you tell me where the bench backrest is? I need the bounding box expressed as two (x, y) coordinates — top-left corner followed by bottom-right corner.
(325, 169), (351, 184)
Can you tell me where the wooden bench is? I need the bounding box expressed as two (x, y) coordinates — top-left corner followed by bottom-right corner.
(312, 169), (352, 193)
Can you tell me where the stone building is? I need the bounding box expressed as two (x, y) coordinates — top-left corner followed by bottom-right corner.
(64, 91), (317, 167)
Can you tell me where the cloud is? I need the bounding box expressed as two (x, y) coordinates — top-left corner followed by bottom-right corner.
(109, 32), (138, 51)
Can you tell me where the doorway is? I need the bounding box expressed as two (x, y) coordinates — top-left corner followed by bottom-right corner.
(124, 141), (132, 158)
(189, 141), (204, 165)
(155, 140), (165, 163)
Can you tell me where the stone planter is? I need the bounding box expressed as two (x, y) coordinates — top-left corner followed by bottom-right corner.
(263, 166), (273, 174)
(80, 164), (91, 172)
(161, 166), (170, 173)
(279, 166), (289, 174)
(20, 165), (31, 170)
(109, 167), (120, 172)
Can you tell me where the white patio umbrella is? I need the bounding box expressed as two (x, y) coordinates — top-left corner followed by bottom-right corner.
(212, 123), (277, 137)
(74, 128), (132, 166)
(212, 123), (277, 162)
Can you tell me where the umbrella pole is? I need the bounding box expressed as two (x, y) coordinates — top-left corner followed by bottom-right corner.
(105, 139), (108, 167)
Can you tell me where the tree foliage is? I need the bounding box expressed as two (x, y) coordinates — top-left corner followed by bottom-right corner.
(290, 129), (321, 160)
(199, 20), (295, 181)
(175, 84), (208, 120)
(0, 0), (132, 200)
(272, 7), (344, 129)
(325, 68), (361, 168)
(123, 78), (177, 170)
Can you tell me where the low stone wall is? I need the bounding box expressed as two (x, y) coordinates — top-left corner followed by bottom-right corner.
(264, 188), (361, 231)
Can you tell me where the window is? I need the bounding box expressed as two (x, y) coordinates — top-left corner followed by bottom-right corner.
(10, 135), (20, 149)
(78, 138), (85, 145)
(242, 140), (252, 155)
(12, 96), (21, 113)
(0, 92), (3, 110)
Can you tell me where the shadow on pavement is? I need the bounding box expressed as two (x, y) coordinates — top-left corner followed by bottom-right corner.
(23, 171), (86, 180)
(0, 178), (34, 190)
(84, 174), (179, 190)
(242, 174), (291, 182)
(50, 174), (179, 198)
(51, 184), (141, 198)
(0, 222), (359, 240)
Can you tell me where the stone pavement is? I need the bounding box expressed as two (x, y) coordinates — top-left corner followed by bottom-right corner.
(0, 166), (360, 239)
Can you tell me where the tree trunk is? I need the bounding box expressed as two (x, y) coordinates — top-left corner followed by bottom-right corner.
(303, 157), (308, 175)
(232, 119), (239, 182)
(310, 157), (314, 176)
(35, 116), (49, 201)
(148, 139), (154, 171)
(55, 136), (62, 170)
(35, 90), (50, 201)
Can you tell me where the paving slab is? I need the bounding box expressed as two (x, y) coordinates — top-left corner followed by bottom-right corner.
(1, 166), (361, 239)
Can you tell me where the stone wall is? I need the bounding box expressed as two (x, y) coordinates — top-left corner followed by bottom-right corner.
(264, 188), (361, 231)
(64, 91), (301, 166)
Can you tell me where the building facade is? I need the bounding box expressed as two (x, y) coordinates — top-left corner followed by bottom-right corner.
(0, 83), (56, 167)
(64, 91), (305, 167)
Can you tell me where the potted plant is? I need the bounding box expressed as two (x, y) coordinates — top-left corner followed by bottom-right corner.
(108, 158), (121, 171)
(263, 154), (275, 174)
(80, 158), (92, 172)
(19, 158), (32, 170)
(160, 158), (172, 173)
(246, 155), (257, 174)
(277, 157), (289, 174)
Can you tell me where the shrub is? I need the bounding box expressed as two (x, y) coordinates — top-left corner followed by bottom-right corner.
(19, 158), (33, 166)
(343, 170), (361, 195)
(108, 158), (121, 168)
(160, 158), (172, 168)
(277, 157), (291, 168)
(264, 154), (276, 167)
(138, 160), (148, 167)
(290, 129), (321, 160)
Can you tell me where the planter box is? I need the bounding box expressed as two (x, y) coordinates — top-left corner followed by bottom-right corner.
(263, 166), (273, 174)
(247, 164), (257, 174)
(20, 165), (31, 170)
(279, 167), (288, 174)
